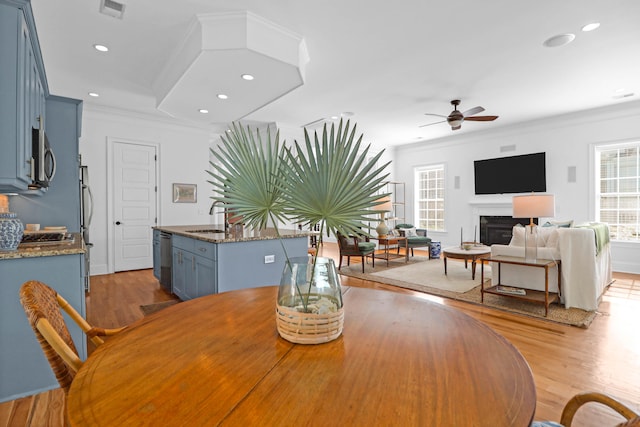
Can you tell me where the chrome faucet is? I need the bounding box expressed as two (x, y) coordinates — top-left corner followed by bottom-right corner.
(209, 200), (230, 231)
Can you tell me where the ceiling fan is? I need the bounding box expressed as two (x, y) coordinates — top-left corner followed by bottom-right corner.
(420, 99), (498, 131)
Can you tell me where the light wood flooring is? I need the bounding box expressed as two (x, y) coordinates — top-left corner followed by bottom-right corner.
(1, 244), (639, 426)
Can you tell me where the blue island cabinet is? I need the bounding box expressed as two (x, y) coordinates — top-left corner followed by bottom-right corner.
(171, 235), (216, 300)
(164, 229), (309, 301)
(216, 236), (308, 293)
(0, 253), (86, 402)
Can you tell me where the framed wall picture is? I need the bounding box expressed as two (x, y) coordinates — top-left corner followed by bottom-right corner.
(173, 183), (197, 203)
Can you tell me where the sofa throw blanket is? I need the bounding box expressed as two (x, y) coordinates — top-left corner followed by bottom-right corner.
(576, 223), (610, 255)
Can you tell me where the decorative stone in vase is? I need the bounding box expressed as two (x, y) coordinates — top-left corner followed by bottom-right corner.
(276, 256), (344, 344)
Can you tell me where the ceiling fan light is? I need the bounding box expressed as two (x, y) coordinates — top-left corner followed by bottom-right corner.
(449, 118), (463, 128)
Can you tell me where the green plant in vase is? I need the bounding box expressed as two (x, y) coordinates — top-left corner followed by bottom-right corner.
(208, 120), (389, 343)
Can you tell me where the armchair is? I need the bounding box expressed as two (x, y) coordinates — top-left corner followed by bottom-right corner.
(395, 224), (432, 257)
(337, 233), (376, 273)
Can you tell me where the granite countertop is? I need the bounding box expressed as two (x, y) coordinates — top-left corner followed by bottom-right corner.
(154, 225), (313, 243)
(0, 232), (85, 260)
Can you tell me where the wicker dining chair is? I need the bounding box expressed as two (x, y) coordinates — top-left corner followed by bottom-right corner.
(19, 280), (126, 392)
(532, 391), (639, 427)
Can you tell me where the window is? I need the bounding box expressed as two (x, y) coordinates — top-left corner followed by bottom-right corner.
(415, 164), (445, 231)
(595, 143), (640, 241)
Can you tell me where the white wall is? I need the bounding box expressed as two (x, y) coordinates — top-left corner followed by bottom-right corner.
(82, 100), (640, 275)
(80, 106), (216, 275)
(393, 100), (640, 274)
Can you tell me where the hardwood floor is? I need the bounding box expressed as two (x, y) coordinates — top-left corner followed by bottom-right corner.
(1, 244), (638, 426)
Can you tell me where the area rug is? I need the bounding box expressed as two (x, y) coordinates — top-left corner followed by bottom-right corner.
(338, 257), (597, 328)
(140, 300), (180, 316)
(372, 257), (485, 293)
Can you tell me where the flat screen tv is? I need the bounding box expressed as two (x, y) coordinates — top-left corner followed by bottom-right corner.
(474, 152), (546, 195)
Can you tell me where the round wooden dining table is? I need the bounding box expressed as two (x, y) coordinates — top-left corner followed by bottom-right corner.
(67, 286), (536, 426)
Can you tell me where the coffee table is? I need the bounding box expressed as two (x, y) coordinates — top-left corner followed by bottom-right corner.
(442, 245), (491, 280)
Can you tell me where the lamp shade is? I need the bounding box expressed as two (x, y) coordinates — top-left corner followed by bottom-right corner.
(512, 194), (555, 218)
(374, 195), (392, 212)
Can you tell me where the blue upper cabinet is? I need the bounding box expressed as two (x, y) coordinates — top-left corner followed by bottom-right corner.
(0, 0), (48, 192)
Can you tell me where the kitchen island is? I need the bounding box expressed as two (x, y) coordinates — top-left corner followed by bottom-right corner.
(153, 225), (310, 300)
(0, 233), (86, 402)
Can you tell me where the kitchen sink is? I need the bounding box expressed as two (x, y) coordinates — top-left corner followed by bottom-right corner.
(186, 229), (226, 234)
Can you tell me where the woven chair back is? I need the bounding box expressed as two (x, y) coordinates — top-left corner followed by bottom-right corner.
(19, 280), (79, 392)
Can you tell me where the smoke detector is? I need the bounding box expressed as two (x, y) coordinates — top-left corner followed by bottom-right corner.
(100, 0), (126, 19)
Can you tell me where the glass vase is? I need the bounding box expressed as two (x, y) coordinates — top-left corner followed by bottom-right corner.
(276, 256), (344, 344)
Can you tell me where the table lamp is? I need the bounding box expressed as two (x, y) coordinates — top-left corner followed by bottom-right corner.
(374, 195), (393, 238)
(512, 193), (555, 262)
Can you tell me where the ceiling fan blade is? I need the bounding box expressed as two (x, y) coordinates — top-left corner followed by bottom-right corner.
(419, 120), (446, 128)
(451, 125), (462, 130)
(462, 106), (484, 117)
(424, 113), (447, 118)
(464, 115), (498, 122)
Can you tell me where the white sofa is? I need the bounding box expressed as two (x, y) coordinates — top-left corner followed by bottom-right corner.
(490, 223), (612, 311)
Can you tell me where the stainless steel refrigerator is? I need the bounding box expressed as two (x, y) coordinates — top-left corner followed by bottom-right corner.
(80, 164), (94, 291)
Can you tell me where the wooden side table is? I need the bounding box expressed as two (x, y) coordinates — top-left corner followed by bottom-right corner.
(480, 255), (562, 316)
(372, 236), (409, 266)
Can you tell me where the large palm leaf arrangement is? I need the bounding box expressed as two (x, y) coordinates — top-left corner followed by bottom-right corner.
(208, 120), (390, 310)
(208, 119), (390, 237)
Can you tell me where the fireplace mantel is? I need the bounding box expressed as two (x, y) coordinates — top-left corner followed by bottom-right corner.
(468, 196), (513, 209)
(469, 198), (513, 216)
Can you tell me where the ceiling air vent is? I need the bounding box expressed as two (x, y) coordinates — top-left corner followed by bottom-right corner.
(100, 0), (126, 19)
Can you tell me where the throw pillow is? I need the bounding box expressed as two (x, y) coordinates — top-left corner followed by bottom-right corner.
(510, 225), (526, 247)
(537, 226), (559, 248)
(404, 227), (418, 237)
(544, 220), (573, 228)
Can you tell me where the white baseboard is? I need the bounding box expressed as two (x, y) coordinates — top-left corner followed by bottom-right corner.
(612, 261), (640, 274)
(90, 264), (109, 276)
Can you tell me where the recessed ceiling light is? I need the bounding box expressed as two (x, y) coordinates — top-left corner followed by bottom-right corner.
(581, 22), (600, 32)
(241, 74), (254, 81)
(341, 112), (355, 117)
(199, 109), (209, 114)
(543, 33), (575, 48)
(330, 116), (339, 120)
(93, 44), (109, 52)
(217, 94), (228, 100)
(88, 92), (100, 97)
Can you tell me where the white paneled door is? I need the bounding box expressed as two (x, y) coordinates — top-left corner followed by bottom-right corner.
(113, 141), (158, 272)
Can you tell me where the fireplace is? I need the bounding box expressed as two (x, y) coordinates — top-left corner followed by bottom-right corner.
(479, 216), (537, 246)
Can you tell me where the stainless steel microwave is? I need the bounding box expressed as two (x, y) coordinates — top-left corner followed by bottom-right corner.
(31, 116), (56, 188)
